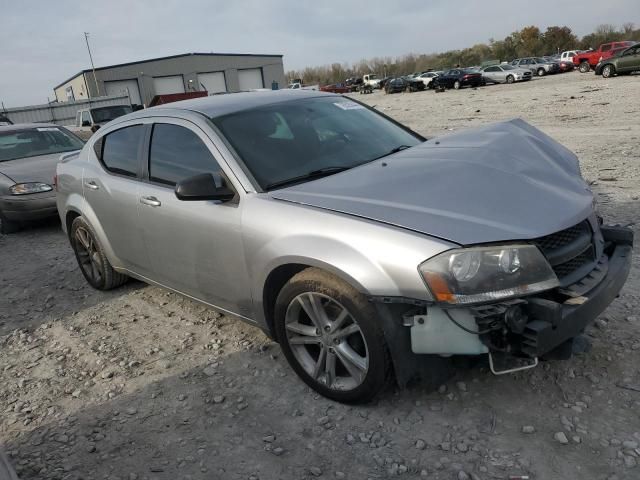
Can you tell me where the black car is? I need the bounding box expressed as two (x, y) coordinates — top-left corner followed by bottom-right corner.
(402, 76), (426, 92)
(432, 69), (483, 89)
(384, 77), (407, 94)
(0, 115), (12, 126)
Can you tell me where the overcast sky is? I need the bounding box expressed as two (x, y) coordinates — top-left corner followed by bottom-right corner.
(1, 0), (638, 107)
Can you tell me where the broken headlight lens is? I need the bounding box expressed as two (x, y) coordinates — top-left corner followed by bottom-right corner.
(9, 182), (53, 195)
(419, 245), (559, 305)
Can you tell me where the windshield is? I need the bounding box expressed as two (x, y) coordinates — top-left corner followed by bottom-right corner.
(212, 96), (422, 190)
(0, 127), (84, 162)
(91, 105), (133, 123)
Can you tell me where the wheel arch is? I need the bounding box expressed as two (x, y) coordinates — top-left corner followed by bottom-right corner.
(261, 259), (372, 342)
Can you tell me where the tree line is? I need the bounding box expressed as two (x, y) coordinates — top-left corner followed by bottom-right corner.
(287, 23), (640, 85)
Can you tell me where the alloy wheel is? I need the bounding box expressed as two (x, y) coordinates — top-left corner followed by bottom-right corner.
(602, 65), (612, 78)
(74, 226), (104, 284)
(284, 292), (369, 391)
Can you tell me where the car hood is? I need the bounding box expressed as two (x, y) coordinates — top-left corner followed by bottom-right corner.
(270, 119), (593, 246)
(0, 152), (72, 184)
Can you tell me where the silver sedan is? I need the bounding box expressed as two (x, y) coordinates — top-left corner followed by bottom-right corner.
(56, 91), (632, 403)
(0, 124), (84, 233)
(481, 64), (532, 84)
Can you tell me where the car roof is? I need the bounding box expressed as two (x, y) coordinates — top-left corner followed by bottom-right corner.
(123, 90), (340, 121)
(0, 123), (59, 132)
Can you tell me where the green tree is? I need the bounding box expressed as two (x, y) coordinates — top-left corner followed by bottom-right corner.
(542, 26), (579, 54)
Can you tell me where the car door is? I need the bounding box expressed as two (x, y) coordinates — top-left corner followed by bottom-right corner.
(617, 46), (640, 72)
(83, 122), (150, 273)
(484, 66), (501, 83)
(137, 118), (251, 316)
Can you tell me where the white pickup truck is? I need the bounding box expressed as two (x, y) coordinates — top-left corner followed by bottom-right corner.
(68, 105), (133, 138)
(362, 74), (382, 89)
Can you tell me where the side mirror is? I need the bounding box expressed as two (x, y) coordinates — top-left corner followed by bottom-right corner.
(82, 120), (91, 127)
(175, 172), (235, 202)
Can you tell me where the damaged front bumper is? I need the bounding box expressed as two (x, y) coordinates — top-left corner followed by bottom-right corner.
(408, 225), (633, 362)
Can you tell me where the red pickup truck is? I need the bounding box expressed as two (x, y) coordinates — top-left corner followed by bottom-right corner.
(574, 41), (636, 72)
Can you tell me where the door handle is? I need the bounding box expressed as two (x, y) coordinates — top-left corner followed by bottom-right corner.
(84, 181), (99, 190)
(140, 196), (161, 207)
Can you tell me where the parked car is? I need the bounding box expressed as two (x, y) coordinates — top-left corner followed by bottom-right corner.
(320, 83), (351, 94)
(480, 64), (532, 84)
(560, 50), (581, 64)
(0, 123), (84, 233)
(402, 76), (427, 92)
(362, 73), (382, 89)
(384, 77), (408, 94)
(70, 105), (133, 136)
(56, 91), (633, 403)
(573, 41), (636, 72)
(0, 115), (12, 126)
(345, 77), (363, 92)
(511, 57), (560, 76)
(432, 69), (483, 89)
(415, 71), (440, 88)
(58, 92), (635, 402)
(594, 43), (640, 78)
(558, 60), (575, 72)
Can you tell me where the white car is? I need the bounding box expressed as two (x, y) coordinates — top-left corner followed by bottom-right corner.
(416, 72), (440, 88)
(560, 50), (581, 64)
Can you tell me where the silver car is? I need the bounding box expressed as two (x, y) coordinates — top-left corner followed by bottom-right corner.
(0, 123), (84, 233)
(511, 57), (560, 76)
(56, 91), (633, 403)
(481, 64), (532, 84)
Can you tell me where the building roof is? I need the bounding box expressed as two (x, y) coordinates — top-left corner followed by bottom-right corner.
(54, 52), (284, 90)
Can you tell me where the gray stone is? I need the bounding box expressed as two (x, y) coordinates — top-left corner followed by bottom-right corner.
(522, 426), (535, 434)
(458, 471), (470, 480)
(623, 440), (639, 449)
(309, 466), (322, 476)
(456, 381), (467, 392)
(415, 439), (426, 450)
(554, 432), (569, 444)
(213, 395), (225, 404)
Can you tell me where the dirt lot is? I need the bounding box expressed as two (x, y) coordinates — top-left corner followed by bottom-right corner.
(1, 72), (639, 480)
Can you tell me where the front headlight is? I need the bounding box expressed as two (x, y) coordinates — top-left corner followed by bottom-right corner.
(419, 245), (559, 305)
(9, 182), (53, 195)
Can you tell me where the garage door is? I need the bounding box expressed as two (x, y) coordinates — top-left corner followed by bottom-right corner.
(152, 75), (185, 95)
(198, 72), (227, 94)
(104, 79), (141, 105)
(238, 68), (264, 90)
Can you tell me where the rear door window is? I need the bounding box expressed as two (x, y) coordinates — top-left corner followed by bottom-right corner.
(148, 123), (222, 186)
(101, 125), (144, 177)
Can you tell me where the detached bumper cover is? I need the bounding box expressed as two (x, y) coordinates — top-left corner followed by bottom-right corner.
(520, 226), (633, 357)
(0, 193), (57, 221)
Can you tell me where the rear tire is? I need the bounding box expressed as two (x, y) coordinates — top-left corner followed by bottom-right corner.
(0, 213), (21, 234)
(579, 61), (590, 73)
(453, 80), (461, 90)
(274, 268), (392, 403)
(506, 75), (514, 84)
(602, 64), (615, 78)
(70, 216), (128, 290)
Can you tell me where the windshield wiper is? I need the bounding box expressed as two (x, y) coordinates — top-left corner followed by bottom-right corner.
(266, 166), (351, 190)
(372, 144), (412, 160)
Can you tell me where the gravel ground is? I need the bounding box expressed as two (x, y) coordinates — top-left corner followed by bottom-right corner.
(1, 72), (639, 480)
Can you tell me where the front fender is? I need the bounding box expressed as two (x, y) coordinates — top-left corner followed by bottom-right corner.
(243, 196), (455, 325)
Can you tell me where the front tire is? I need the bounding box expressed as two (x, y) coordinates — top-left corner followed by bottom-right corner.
(506, 75), (514, 84)
(453, 80), (461, 90)
(579, 61), (590, 73)
(274, 268), (391, 403)
(70, 217), (128, 290)
(0, 213), (21, 234)
(602, 64), (615, 78)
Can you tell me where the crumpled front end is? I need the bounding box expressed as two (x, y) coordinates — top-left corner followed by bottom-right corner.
(407, 217), (633, 372)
